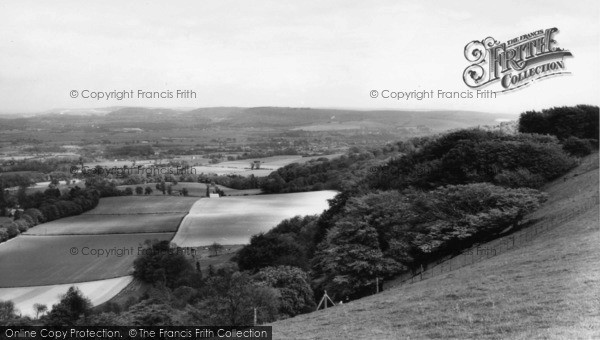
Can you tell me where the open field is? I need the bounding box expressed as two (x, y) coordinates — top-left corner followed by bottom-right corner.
(271, 154), (600, 339)
(0, 194), (201, 315)
(192, 154), (342, 177)
(0, 276), (133, 318)
(24, 213), (187, 235)
(191, 166), (273, 177)
(116, 182), (262, 197)
(213, 154), (343, 170)
(0, 233), (173, 287)
(83, 196), (199, 214)
(171, 190), (337, 247)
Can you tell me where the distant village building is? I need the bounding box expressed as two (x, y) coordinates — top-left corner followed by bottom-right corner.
(250, 160), (261, 170)
(209, 193), (220, 198)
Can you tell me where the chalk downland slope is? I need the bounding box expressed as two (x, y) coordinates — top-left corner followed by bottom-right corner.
(272, 153), (599, 339)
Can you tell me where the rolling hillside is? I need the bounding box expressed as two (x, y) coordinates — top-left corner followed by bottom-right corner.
(271, 153), (600, 339)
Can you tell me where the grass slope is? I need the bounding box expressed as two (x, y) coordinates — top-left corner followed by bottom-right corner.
(271, 153), (599, 339)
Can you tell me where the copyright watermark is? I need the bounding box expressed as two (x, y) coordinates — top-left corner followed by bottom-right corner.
(71, 165), (197, 178)
(69, 89), (197, 100)
(369, 89), (497, 100)
(68, 246), (197, 257)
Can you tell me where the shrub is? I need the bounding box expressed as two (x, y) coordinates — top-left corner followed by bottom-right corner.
(14, 219), (30, 233)
(5, 223), (19, 238)
(23, 208), (44, 224)
(562, 137), (594, 157)
(0, 229), (8, 242)
(494, 169), (545, 188)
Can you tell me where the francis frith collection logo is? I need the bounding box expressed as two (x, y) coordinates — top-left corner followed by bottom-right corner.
(463, 28), (572, 92)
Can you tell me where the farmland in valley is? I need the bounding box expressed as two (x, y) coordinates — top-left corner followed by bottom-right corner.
(0, 195), (202, 317)
(83, 196), (198, 214)
(0, 233), (173, 287)
(0, 276), (133, 318)
(24, 213), (187, 235)
(192, 154), (343, 177)
(171, 190), (337, 247)
(116, 182), (262, 197)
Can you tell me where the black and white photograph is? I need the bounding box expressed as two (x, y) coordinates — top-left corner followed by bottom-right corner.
(0, 1), (598, 339)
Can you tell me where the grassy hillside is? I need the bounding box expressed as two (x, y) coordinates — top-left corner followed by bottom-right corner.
(271, 153), (599, 339)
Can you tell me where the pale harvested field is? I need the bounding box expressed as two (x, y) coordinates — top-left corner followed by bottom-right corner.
(0, 276), (133, 318)
(24, 213), (187, 235)
(0, 233), (172, 287)
(171, 191), (337, 247)
(192, 154), (342, 177)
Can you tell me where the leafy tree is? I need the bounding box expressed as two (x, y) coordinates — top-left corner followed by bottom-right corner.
(181, 188), (189, 196)
(236, 233), (307, 272)
(312, 220), (402, 300)
(120, 300), (177, 326)
(124, 187), (134, 195)
(518, 105), (599, 140)
(200, 270), (279, 325)
(255, 266), (315, 316)
(135, 186), (144, 195)
(0, 300), (17, 322)
(33, 303), (47, 319)
(133, 240), (194, 289)
(45, 287), (92, 326)
(144, 186), (153, 195)
(208, 242), (224, 256)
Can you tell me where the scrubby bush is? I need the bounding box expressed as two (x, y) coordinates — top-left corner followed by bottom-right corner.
(14, 219), (30, 233)
(0, 229), (8, 242)
(5, 223), (19, 238)
(562, 136), (595, 157)
(23, 208), (44, 224)
(494, 169), (545, 188)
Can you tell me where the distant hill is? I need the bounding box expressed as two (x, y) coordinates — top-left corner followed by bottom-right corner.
(0, 106), (517, 131)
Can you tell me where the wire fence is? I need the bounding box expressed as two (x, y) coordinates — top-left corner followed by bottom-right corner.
(384, 194), (600, 290)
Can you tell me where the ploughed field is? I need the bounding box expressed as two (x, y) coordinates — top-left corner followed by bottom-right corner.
(24, 214), (187, 235)
(0, 196), (199, 317)
(171, 190), (337, 247)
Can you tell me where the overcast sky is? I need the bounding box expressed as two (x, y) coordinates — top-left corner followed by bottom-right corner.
(0, 0), (598, 114)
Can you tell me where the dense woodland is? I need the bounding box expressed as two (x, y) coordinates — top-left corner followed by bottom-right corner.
(0, 105), (598, 326)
